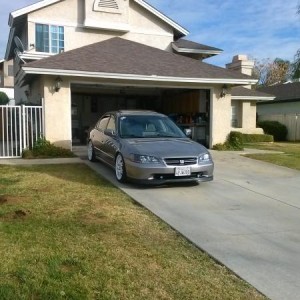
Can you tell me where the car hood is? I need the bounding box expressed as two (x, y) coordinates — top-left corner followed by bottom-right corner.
(125, 138), (208, 157)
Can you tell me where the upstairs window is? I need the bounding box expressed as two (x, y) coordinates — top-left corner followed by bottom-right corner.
(36, 24), (64, 54)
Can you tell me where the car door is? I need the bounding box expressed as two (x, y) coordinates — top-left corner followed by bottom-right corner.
(101, 114), (118, 167)
(91, 115), (110, 159)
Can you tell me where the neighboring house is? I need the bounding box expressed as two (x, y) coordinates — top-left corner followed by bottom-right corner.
(0, 59), (14, 104)
(227, 55), (275, 133)
(257, 82), (300, 141)
(4, 0), (264, 149)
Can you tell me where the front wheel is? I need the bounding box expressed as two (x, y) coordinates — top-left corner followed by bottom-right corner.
(115, 153), (127, 183)
(87, 140), (96, 162)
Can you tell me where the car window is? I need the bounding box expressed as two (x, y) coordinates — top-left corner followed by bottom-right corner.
(106, 116), (116, 131)
(96, 116), (110, 131)
(119, 115), (186, 138)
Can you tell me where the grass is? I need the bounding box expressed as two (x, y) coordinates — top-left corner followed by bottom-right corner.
(0, 164), (265, 300)
(244, 142), (300, 171)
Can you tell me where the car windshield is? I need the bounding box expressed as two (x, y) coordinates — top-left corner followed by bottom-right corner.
(119, 115), (186, 138)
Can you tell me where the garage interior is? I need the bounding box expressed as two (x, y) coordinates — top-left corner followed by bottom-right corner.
(70, 84), (211, 147)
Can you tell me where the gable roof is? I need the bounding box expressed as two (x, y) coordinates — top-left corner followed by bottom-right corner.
(20, 37), (257, 85)
(172, 39), (222, 57)
(6, 0), (188, 60)
(231, 86), (275, 101)
(257, 82), (300, 102)
(8, 0), (188, 35)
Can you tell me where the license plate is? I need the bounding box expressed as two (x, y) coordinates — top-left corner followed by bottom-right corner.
(175, 166), (191, 176)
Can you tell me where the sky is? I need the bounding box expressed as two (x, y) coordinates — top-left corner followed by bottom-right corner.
(0, 0), (299, 67)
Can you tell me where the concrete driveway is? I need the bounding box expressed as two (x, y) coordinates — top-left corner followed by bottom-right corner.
(75, 146), (300, 300)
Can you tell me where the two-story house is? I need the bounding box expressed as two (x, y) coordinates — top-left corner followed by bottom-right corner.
(4, 0), (272, 149)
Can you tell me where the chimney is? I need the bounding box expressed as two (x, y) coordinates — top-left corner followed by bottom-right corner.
(226, 55), (254, 76)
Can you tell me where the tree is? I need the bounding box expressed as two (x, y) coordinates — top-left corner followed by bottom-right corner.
(291, 49), (300, 80)
(0, 91), (9, 105)
(253, 58), (290, 86)
(291, 6), (300, 79)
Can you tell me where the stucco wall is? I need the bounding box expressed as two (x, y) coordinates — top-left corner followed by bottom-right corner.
(26, 0), (174, 53)
(1, 60), (14, 88)
(42, 76), (72, 149)
(210, 86), (232, 146)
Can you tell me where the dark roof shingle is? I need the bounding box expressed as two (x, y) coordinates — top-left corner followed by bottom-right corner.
(232, 86), (274, 98)
(25, 37), (253, 81)
(257, 82), (300, 101)
(173, 38), (222, 52)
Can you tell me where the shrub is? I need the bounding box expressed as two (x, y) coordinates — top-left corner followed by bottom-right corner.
(226, 131), (244, 150)
(0, 91), (9, 105)
(22, 137), (75, 158)
(241, 134), (273, 143)
(212, 131), (244, 151)
(257, 121), (288, 141)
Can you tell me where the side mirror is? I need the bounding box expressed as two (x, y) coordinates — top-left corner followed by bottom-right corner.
(104, 129), (116, 137)
(184, 128), (192, 137)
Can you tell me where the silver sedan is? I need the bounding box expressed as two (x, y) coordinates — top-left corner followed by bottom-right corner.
(87, 110), (214, 184)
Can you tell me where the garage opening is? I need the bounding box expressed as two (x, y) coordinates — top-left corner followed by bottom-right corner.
(70, 84), (211, 147)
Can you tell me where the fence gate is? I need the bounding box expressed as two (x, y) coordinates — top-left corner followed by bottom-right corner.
(0, 105), (44, 158)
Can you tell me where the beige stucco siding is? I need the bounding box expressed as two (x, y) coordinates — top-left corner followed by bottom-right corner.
(210, 86), (232, 145)
(42, 76), (72, 148)
(26, 0), (174, 54)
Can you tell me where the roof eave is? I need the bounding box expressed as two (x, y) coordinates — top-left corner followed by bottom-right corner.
(133, 0), (189, 37)
(172, 43), (222, 55)
(4, 27), (15, 60)
(9, 0), (61, 26)
(21, 67), (258, 85)
(232, 96), (275, 101)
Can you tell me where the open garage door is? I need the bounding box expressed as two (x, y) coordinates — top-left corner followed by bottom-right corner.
(70, 84), (211, 147)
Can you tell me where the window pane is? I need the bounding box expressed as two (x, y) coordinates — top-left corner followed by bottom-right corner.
(35, 24), (64, 53)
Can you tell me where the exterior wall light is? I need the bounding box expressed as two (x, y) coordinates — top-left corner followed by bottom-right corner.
(220, 84), (228, 98)
(55, 77), (63, 92)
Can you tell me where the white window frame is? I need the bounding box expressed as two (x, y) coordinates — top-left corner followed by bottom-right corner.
(35, 23), (64, 54)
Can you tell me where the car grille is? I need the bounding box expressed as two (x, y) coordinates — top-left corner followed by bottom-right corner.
(164, 157), (197, 166)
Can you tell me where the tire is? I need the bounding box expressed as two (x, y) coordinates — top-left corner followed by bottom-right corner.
(87, 140), (96, 162)
(115, 153), (127, 183)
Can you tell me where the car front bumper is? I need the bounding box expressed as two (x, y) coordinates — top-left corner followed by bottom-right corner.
(125, 159), (214, 184)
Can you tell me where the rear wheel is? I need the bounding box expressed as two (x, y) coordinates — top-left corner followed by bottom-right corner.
(115, 153), (127, 182)
(87, 140), (96, 162)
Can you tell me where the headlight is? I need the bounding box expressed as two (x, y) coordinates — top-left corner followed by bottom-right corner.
(198, 153), (211, 162)
(131, 154), (161, 164)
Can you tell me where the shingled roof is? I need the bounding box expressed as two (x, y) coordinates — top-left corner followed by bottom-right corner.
(22, 37), (256, 85)
(231, 86), (275, 100)
(257, 82), (300, 102)
(172, 39), (222, 53)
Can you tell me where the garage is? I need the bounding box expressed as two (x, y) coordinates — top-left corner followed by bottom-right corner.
(70, 84), (211, 147)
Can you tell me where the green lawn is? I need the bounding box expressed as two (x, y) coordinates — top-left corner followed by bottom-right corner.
(0, 164), (265, 300)
(244, 142), (300, 170)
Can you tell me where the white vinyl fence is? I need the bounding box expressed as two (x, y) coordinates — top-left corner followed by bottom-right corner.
(258, 113), (300, 141)
(0, 105), (44, 158)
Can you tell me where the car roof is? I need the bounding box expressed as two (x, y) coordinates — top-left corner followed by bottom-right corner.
(114, 110), (166, 117)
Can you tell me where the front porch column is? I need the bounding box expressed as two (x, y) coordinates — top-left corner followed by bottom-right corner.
(210, 86), (232, 146)
(42, 76), (72, 149)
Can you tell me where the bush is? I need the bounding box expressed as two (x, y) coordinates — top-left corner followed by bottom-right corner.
(212, 131), (244, 151)
(241, 133), (273, 143)
(0, 91), (9, 105)
(22, 137), (75, 158)
(257, 121), (288, 141)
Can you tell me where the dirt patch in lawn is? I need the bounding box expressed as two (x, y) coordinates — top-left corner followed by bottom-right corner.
(0, 195), (29, 205)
